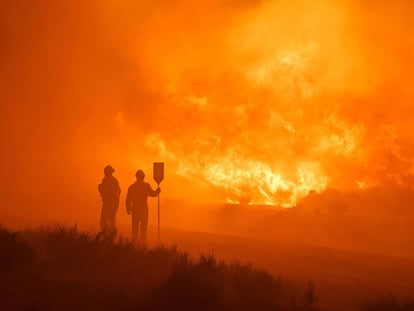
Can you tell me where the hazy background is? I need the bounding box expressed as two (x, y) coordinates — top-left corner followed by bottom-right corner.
(1, 0), (414, 254)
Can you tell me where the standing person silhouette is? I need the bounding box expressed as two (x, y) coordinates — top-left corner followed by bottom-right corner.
(98, 165), (121, 233)
(126, 169), (160, 243)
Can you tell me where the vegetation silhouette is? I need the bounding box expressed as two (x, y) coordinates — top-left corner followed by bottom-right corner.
(361, 295), (414, 311)
(0, 226), (34, 270)
(0, 224), (412, 311)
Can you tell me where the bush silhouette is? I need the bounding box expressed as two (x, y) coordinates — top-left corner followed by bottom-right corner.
(361, 295), (414, 311)
(0, 225), (34, 270)
(155, 253), (305, 311)
(0, 224), (324, 310)
(1, 224), (410, 311)
(155, 253), (225, 311)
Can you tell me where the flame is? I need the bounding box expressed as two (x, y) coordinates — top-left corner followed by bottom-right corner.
(137, 2), (364, 206)
(94, 1), (414, 206)
(145, 134), (328, 206)
(131, 1), (407, 206)
(3, 0), (414, 228)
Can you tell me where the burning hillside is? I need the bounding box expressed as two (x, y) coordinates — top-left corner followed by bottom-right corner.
(1, 0), (414, 223)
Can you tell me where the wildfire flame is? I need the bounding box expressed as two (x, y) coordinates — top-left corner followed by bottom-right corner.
(117, 1), (414, 206)
(146, 133), (328, 206)
(3, 0), (414, 228)
(139, 7), (362, 206)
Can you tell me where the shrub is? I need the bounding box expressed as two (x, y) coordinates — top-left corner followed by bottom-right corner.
(0, 225), (34, 270)
(155, 253), (225, 311)
(155, 254), (293, 311)
(361, 295), (414, 311)
(0, 224), (321, 311)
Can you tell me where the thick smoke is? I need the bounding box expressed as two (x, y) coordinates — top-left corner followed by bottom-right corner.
(135, 0), (414, 204)
(1, 0), (414, 225)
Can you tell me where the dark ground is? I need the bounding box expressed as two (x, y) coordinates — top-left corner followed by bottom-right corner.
(1, 224), (414, 311)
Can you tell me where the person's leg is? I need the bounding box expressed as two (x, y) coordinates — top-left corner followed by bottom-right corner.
(100, 207), (106, 231)
(131, 211), (139, 241)
(140, 208), (148, 244)
(100, 202), (109, 231)
(108, 206), (118, 233)
(109, 200), (119, 232)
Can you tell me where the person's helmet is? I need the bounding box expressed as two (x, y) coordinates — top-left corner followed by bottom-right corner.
(104, 165), (115, 175)
(135, 169), (145, 180)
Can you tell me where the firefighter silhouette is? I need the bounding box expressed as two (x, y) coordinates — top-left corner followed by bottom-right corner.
(98, 165), (121, 233)
(126, 169), (160, 243)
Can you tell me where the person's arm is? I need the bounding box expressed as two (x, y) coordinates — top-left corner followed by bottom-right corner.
(147, 183), (161, 197)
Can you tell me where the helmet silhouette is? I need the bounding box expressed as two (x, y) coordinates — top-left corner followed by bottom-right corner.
(104, 165), (115, 175)
(135, 169), (145, 180)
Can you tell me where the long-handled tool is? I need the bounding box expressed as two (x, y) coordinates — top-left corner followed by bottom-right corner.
(153, 162), (164, 244)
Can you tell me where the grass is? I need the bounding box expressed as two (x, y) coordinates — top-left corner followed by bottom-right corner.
(0, 225), (34, 270)
(0, 224), (412, 311)
(361, 295), (414, 311)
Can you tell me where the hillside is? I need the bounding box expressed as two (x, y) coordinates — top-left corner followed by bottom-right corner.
(1, 224), (413, 311)
(1, 225), (317, 311)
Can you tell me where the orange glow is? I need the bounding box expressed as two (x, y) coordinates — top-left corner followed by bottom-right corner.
(4, 5), (414, 310)
(1, 0), (414, 225)
(146, 134), (328, 206)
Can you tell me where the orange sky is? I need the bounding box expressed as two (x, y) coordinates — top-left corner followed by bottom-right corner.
(1, 0), (414, 226)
